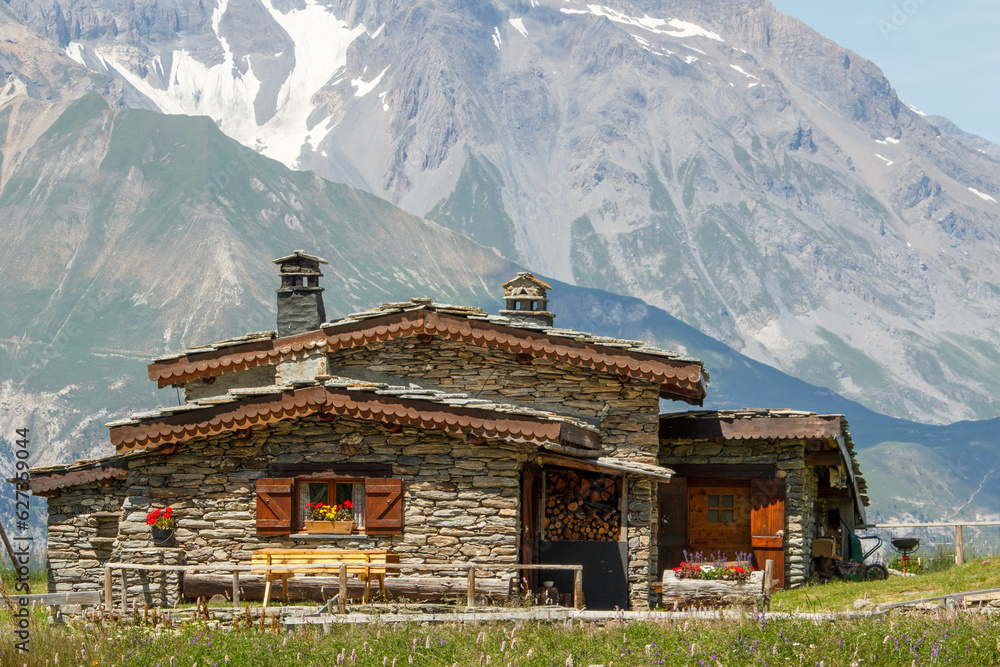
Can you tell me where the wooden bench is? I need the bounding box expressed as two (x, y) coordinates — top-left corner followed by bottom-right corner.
(251, 548), (399, 607)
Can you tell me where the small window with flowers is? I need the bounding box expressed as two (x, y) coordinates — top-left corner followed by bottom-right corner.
(255, 465), (404, 537)
(298, 478), (366, 531)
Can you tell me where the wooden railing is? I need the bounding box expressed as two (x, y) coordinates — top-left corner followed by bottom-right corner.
(867, 521), (1000, 565)
(103, 561), (584, 615)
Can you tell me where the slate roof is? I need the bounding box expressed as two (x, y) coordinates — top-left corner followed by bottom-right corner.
(106, 378), (602, 454)
(146, 300), (708, 403)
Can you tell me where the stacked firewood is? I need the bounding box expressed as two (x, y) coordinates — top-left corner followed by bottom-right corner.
(543, 469), (622, 541)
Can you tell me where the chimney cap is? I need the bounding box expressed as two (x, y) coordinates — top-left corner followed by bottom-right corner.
(272, 250), (329, 265)
(502, 272), (551, 292)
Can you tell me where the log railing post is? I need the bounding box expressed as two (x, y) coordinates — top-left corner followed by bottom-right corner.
(120, 568), (128, 617)
(232, 571), (240, 608)
(763, 560), (774, 598)
(338, 563), (347, 614)
(104, 566), (113, 614)
(467, 566), (477, 608)
(573, 567), (584, 609)
(955, 525), (965, 566)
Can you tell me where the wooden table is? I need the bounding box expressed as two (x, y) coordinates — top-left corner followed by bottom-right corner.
(251, 548), (399, 606)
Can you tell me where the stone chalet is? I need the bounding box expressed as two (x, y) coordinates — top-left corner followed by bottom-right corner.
(28, 252), (869, 609)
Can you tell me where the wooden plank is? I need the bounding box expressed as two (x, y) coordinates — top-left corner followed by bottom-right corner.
(660, 415), (840, 442)
(573, 568), (584, 609)
(22, 591), (102, 606)
(232, 571), (240, 607)
(105, 567), (113, 613)
(818, 488), (850, 499)
(184, 574), (515, 601)
(763, 560), (774, 598)
(268, 463), (393, 478)
(670, 465), (776, 480)
(804, 451), (843, 466)
(869, 522), (1000, 528)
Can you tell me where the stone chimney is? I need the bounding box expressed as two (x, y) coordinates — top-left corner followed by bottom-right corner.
(273, 251), (328, 337)
(499, 272), (555, 326)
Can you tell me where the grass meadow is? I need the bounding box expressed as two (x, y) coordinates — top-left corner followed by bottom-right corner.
(0, 559), (997, 666)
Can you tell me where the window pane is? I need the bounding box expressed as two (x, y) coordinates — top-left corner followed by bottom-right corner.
(707, 495), (719, 508)
(707, 509), (719, 523)
(335, 482), (353, 506)
(352, 483), (365, 527)
(299, 482), (331, 529)
(721, 510), (735, 523)
(722, 495), (734, 508)
(309, 483), (328, 505)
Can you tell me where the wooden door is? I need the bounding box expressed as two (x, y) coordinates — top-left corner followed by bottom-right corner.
(656, 479), (687, 579)
(520, 465), (542, 592)
(687, 482), (752, 560)
(751, 478), (786, 590)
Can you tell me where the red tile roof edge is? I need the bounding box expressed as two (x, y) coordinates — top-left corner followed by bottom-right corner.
(147, 310), (706, 404)
(110, 385), (602, 455)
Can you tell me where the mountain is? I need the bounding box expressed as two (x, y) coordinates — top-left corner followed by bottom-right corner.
(2, 1), (999, 526)
(8, 0), (1000, 426)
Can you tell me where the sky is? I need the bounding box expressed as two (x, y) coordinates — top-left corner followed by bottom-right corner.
(768, 0), (1000, 145)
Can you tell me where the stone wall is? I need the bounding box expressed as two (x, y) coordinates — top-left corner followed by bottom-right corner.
(326, 337), (663, 607)
(46, 482), (127, 595)
(659, 437), (821, 587)
(325, 339), (662, 463)
(86, 416), (527, 603)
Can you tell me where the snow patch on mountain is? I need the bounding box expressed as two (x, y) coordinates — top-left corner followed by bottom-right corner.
(730, 64), (758, 80)
(352, 66), (390, 97)
(558, 4), (723, 41)
(969, 187), (997, 203)
(67, 0), (366, 169)
(508, 17), (529, 38)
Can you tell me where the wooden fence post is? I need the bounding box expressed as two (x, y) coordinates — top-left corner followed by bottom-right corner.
(763, 560), (775, 598)
(955, 525), (965, 566)
(104, 566), (113, 614)
(338, 563), (347, 614)
(573, 567), (584, 609)
(467, 567), (477, 608)
(232, 571), (240, 608)
(120, 568), (128, 617)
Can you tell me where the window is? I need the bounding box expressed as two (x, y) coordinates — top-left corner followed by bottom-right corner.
(255, 473), (404, 536)
(707, 495), (735, 523)
(296, 478), (366, 530)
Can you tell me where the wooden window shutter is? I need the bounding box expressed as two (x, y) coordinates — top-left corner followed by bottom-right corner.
(365, 477), (404, 534)
(255, 478), (294, 535)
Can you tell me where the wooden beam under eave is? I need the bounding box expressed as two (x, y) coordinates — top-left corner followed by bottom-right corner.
(818, 487), (850, 499)
(805, 451), (843, 467)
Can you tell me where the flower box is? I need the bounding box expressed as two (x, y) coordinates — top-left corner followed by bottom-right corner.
(660, 569), (764, 609)
(305, 520), (355, 534)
